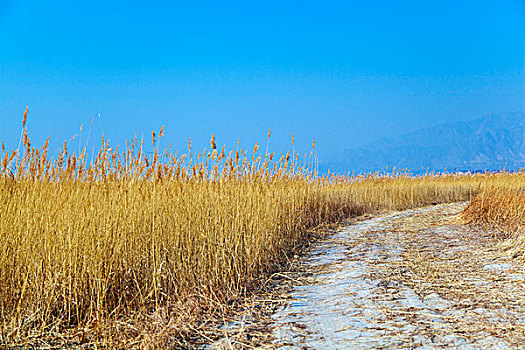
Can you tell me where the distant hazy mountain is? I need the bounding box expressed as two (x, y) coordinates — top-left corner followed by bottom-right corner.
(325, 112), (525, 174)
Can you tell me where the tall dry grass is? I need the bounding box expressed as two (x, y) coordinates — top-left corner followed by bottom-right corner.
(1, 122), (366, 346)
(462, 188), (525, 259)
(462, 188), (525, 236)
(1, 111), (524, 347)
(347, 170), (525, 211)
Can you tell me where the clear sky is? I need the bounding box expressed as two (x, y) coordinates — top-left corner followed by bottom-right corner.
(0, 0), (524, 162)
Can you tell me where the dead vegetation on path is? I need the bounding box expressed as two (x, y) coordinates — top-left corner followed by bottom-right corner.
(365, 204), (525, 348)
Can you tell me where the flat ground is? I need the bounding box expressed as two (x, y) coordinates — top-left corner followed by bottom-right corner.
(208, 203), (525, 349)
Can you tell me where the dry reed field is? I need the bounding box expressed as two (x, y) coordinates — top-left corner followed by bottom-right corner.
(1, 110), (524, 348)
(462, 188), (525, 236)
(462, 188), (525, 257)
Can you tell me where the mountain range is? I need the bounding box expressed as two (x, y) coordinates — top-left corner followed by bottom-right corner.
(324, 112), (525, 174)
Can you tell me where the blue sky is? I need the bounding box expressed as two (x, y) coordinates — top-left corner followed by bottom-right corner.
(0, 0), (524, 162)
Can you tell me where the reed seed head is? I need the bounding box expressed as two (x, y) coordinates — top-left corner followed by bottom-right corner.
(210, 134), (216, 150)
(22, 106), (28, 127)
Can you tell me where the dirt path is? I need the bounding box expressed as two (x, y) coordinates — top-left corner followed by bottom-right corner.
(211, 203), (525, 349)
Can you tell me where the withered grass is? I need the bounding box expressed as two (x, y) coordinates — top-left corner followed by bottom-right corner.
(462, 187), (525, 258)
(372, 204), (525, 347)
(1, 112), (524, 347)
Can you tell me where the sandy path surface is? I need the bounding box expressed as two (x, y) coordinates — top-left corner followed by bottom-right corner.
(270, 203), (525, 349)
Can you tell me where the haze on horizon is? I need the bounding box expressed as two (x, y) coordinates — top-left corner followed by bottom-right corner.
(0, 0), (524, 170)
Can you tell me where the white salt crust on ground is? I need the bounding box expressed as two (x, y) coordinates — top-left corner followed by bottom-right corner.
(209, 204), (525, 349)
(271, 204), (521, 349)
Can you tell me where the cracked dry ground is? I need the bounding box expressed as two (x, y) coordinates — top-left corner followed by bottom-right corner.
(269, 203), (525, 349)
